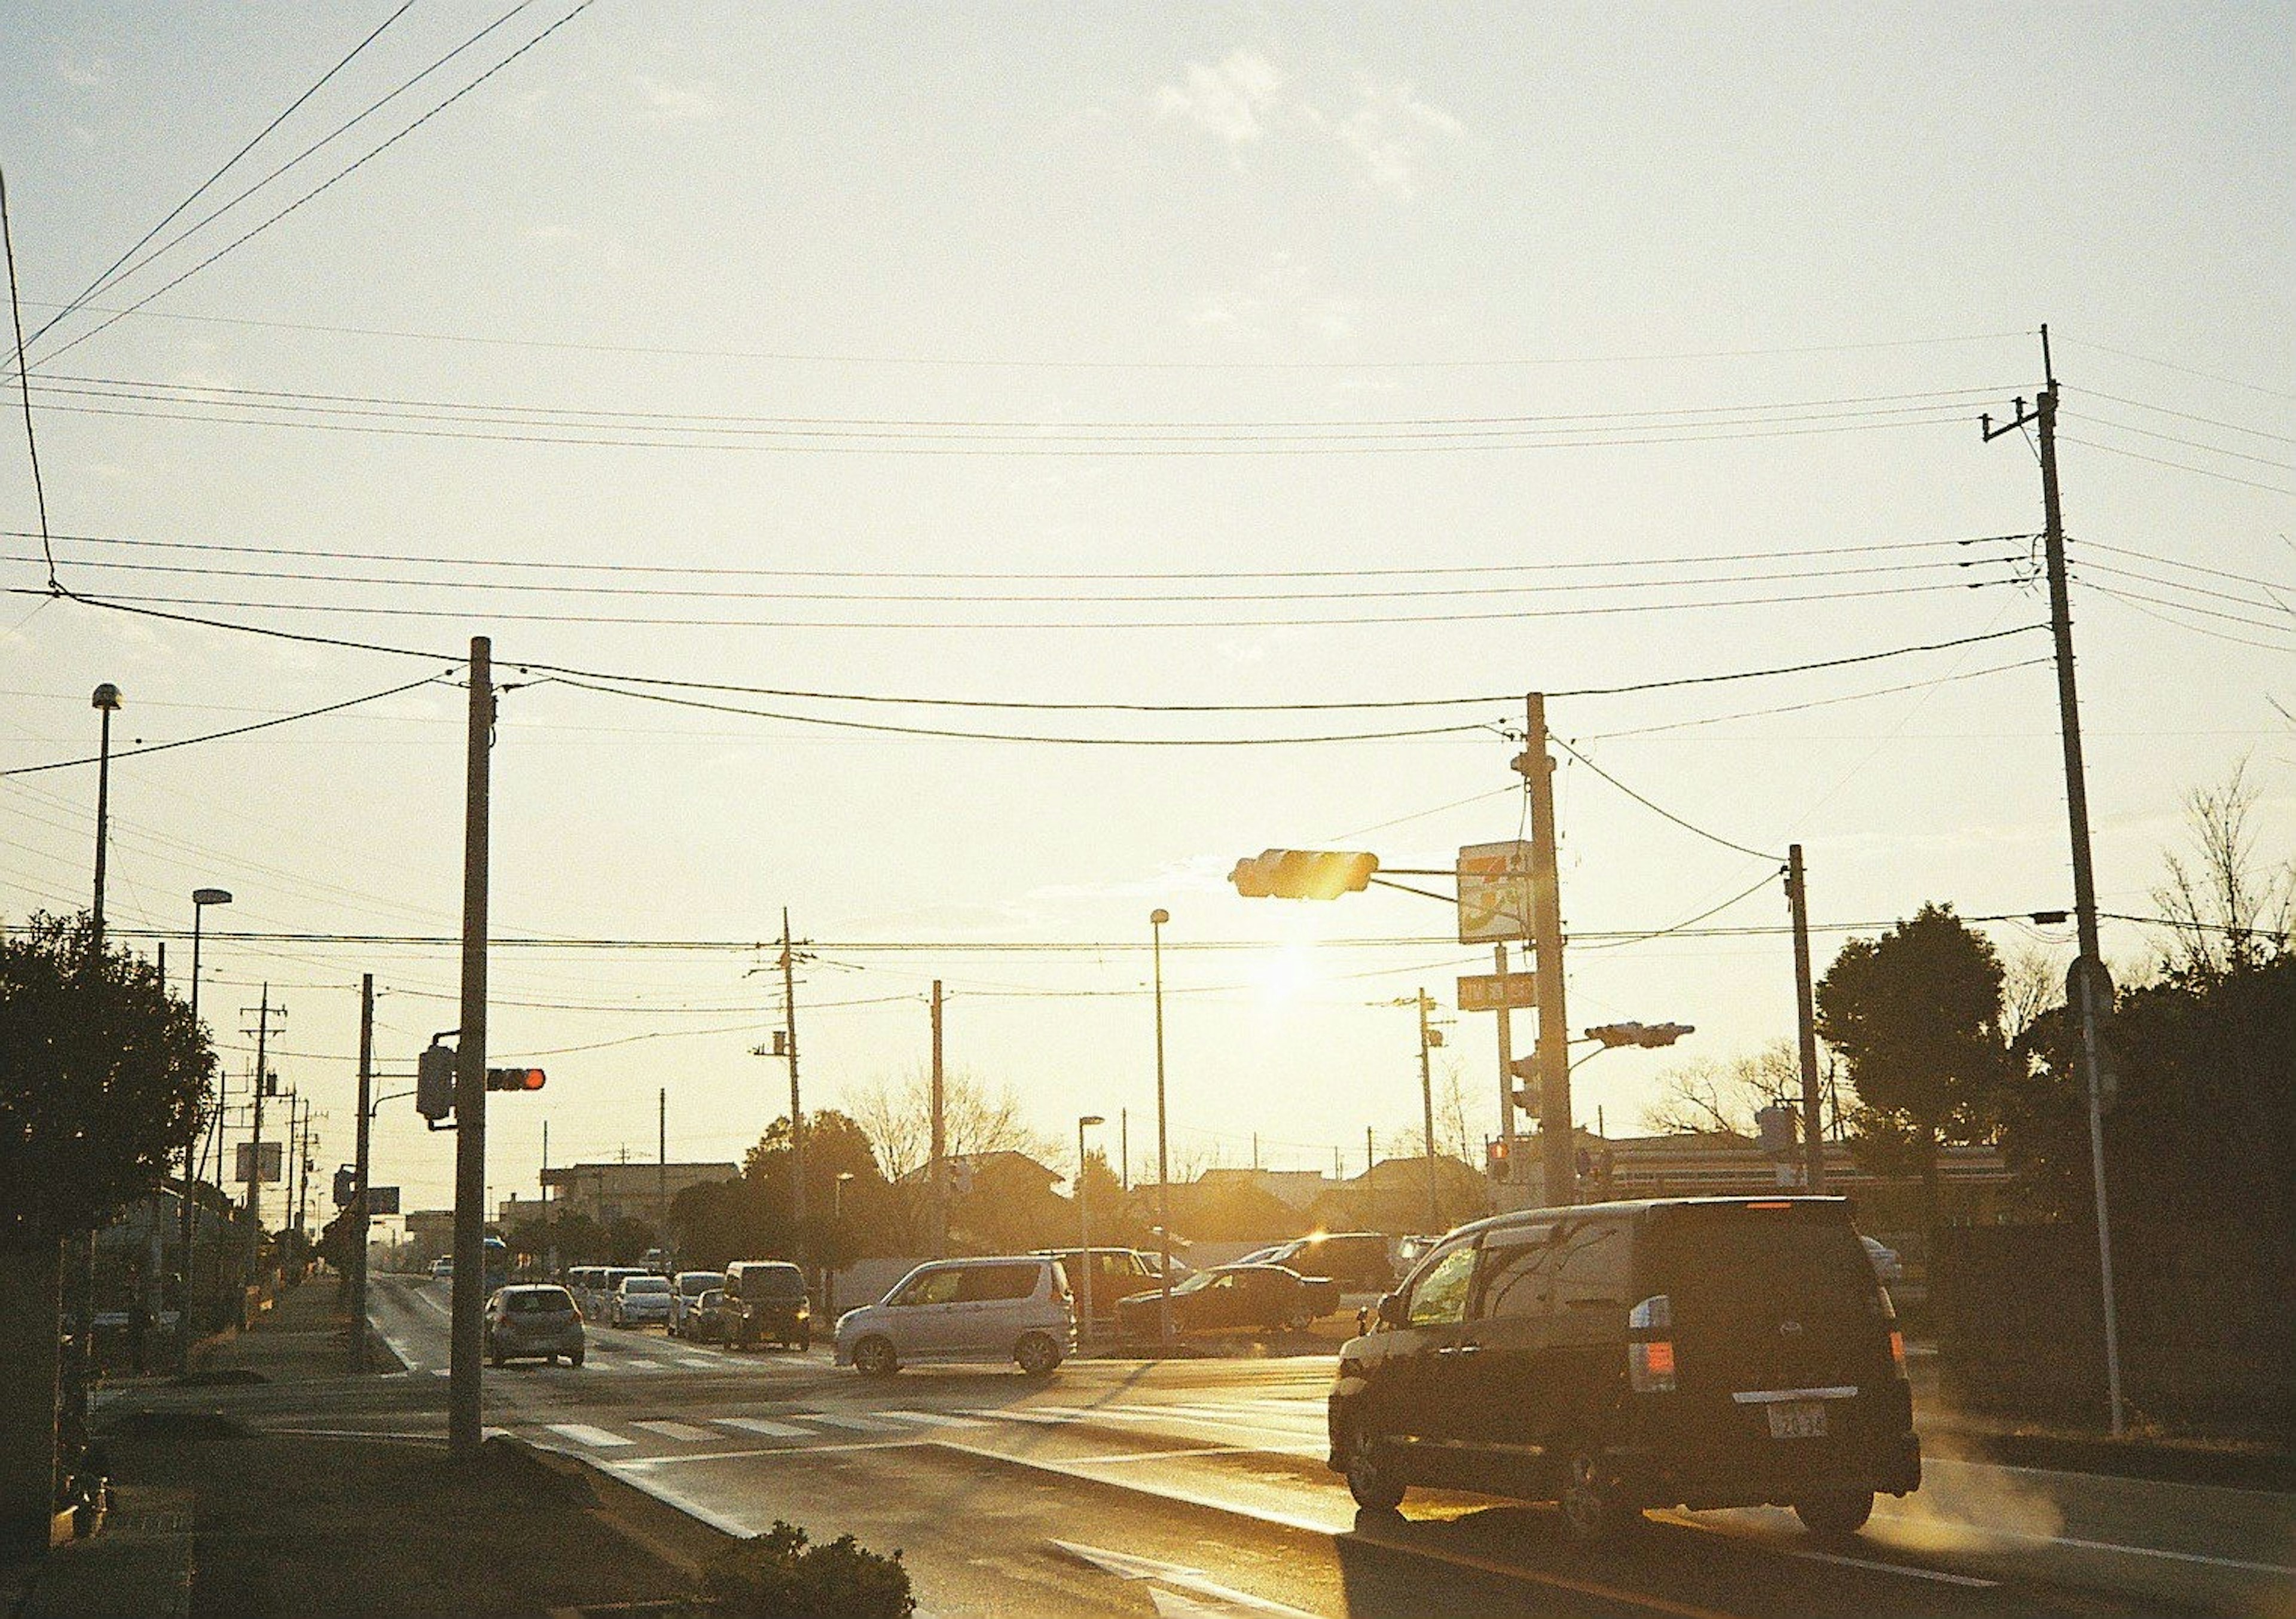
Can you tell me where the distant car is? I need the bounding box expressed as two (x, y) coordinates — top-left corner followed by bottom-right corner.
(1115, 1263), (1339, 1339)
(1861, 1235), (1904, 1287)
(1031, 1247), (1161, 1329)
(594, 1267), (650, 1316)
(836, 1256), (1073, 1378)
(667, 1270), (725, 1337)
(483, 1284), (584, 1366)
(1260, 1233), (1394, 1296)
(686, 1288), (740, 1345)
(428, 1258), (453, 1280)
(722, 1260), (811, 1350)
(610, 1273), (674, 1327)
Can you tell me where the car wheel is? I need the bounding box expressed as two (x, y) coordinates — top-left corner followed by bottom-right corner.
(796, 1332), (811, 1353)
(1794, 1489), (1874, 1538)
(545, 1353), (558, 1366)
(1015, 1332), (1062, 1378)
(1342, 1423), (1405, 1511)
(569, 1349), (584, 1367)
(853, 1336), (899, 1379)
(1559, 1448), (1641, 1545)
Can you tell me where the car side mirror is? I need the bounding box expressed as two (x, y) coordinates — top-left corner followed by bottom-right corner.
(1376, 1292), (1407, 1330)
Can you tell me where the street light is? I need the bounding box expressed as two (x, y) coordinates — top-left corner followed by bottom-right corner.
(1150, 908), (1172, 1348)
(1076, 1115), (1104, 1351)
(89, 684), (121, 952)
(179, 887), (233, 1370)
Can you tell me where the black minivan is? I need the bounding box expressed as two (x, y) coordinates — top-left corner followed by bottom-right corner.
(1327, 1196), (1919, 1541)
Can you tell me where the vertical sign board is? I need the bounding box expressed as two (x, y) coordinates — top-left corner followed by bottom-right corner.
(1457, 841), (1537, 943)
(234, 1140), (284, 1183)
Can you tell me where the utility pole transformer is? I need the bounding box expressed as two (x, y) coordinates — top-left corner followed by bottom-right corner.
(448, 636), (494, 1459)
(1982, 327), (2124, 1437)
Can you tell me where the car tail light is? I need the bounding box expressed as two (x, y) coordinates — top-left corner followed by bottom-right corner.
(1628, 1294), (1675, 1394)
(1889, 1328), (1906, 1376)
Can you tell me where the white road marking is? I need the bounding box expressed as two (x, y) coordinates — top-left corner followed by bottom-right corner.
(714, 1416), (809, 1438)
(802, 1410), (907, 1431)
(874, 1410), (982, 1427)
(545, 1422), (634, 1449)
(618, 1440), (920, 1466)
(1052, 1538), (1324, 1617)
(676, 1357), (717, 1369)
(630, 1421), (719, 1443)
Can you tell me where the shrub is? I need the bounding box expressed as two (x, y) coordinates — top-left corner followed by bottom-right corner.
(699, 1520), (914, 1617)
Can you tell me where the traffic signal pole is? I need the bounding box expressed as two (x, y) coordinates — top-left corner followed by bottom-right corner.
(1523, 695), (1575, 1207)
(448, 636), (494, 1459)
(1786, 845), (1825, 1192)
(349, 973), (373, 1371)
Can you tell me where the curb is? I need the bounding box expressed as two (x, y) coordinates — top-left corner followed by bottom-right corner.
(489, 1436), (738, 1580)
(1922, 1422), (2296, 1493)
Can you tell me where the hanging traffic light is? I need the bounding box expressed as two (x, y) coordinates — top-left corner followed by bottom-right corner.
(1584, 1021), (1696, 1049)
(485, 1067), (547, 1092)
(332, 1165), (358, 1208)
(1485, 1139), (1512, 1181)
(1228, 849), (1379, 901)
(416, 1041), (456, 1123)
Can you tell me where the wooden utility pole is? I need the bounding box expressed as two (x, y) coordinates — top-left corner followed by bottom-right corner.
(1787, 845), (1825, 1192)
(349, 973), (373, 1370)
(929, 979), (947, 1257)
(780, 909), (805, 1238)
(243, 988), (274, 1317)
(1982, 328), (2124, 1436)
(1522, 695), (1575, 1206)
(1415, 990), (1440, 1232)
(657, 1087), (668, 1247)
(1492, 941), (1518, 1189)
(448, 636), (494, 1459)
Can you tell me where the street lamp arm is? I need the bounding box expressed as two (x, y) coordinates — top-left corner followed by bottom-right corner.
(369, 1089), (416, 1117)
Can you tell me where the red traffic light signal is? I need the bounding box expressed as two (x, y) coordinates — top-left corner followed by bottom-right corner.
(1228, 848), (1379, 901)
(485, 1067), (546, 1092)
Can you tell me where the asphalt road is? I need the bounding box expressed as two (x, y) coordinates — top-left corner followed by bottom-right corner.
(122, 1276), (2296, 1618)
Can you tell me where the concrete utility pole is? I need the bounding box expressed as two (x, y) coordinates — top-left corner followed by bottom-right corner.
(929, 979), (947, 1257)
(243, 988), (276, 1316)
(1787, 845), (1825, 1192)
(349, 973), (373, 1370)
(779, 909), (805, 1239)
(1982, 328), (2124, 1437)
(448, 635), (494, 1459)
(1522, 694), (1576, 1206)
(1150, 908), (1172, 1347)
(1492, 942), (1518, 1189)
(1413, 990), (1440, 1232)
(658, 1087), (668, 1247)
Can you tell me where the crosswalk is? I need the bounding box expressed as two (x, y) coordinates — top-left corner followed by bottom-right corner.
(534, 1397), (1326, 1461)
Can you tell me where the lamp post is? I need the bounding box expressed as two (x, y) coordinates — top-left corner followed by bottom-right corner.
(179, 887), (232, 1368)
(89, 684), (120, 951)
(1150, 908), (1173, 1348)
(828, 1171), (854, 1318)
(1076, 1115), (1104, 1351)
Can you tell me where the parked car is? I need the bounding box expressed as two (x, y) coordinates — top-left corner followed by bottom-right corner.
(610, 1273), (674, 1327)
(835, 1256), (1074, 1379)
(1260, 1232), (1395, 1296)
(564, 1266), (606, 1311)
(722, 1260), (813, 1350)
(483, 1284), (585, 1366)
(667, 1270), (725, 1336)
(1860, 1235), (1904, 1288)
(428, 1257), (453, 1280)
(1032, 1247), (1161, 1329)
(685, 1288), (740, 1345)
(594, 1266), (650, 1316)
(1327, 1195), (1919, 1542)
(1115, 1263), (1339, 1339)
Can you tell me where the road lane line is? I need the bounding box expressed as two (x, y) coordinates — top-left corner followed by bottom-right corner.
(544, 1422), (634, 1449)
(619, 1440), (920, 1465)
(1657, 1518), (1999, 1589)
(801, 1411), (908, 1432)
(675, 1357), (717, 1369)
(630, 1421), (719, 1443)
(713, 1416), (809, 1438)
(1051, 1539), (1325, 1617)
(873, 1410), (983, 1427)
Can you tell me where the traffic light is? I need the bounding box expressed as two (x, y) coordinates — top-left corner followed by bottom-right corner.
(1754, 1104), (1797, 1158)
(332, 1165), (357, 1208)
(1485, 1139), (1512, 1181)
(1583, 1021), (1695, 1049)
(485, 1067), (547, 1092)
(1228, 848), (1379, 901)
(416, 1041), (456, 1123)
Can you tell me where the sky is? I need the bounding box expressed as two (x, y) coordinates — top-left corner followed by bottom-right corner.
(2, 2), (2289, 1228)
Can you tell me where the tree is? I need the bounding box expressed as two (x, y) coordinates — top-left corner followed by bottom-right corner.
(670, 1111), (905, 1269)
(1642, 1039), (1802, 1137)
(1815, 903), (2008, 1235)
(2151, 759), (2294, 983)
(1, 912), (215, 1553)
(850, 1066), (1052, 1182)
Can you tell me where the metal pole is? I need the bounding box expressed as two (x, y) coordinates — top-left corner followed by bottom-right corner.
(658, 1086), (668, 1251)
(1787, 845), (1825, 1192)
(245, 988), (270, 1319)
(1417, 990), (1439, 1232)
(929, 979), (947, 1258)
(1120, 1108), (1129, 1193)
(781, 909), (805, 1236)
(1524, 694), (1576, 1206)
(1076, 1117), (1098, 1351)
(90, 699), (113, 952)
(448, 636), (494, 1458)
(1492, 942), (1516, 1193)
(1151, 909), (1172, 1346)
(178, 902), (206, 1370)
(350, 973), (373, 1370)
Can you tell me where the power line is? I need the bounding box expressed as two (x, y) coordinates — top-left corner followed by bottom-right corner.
(0, 166), (57, 593)
(1551, 737), (1784, 862)
(1578, 656), (2054, 739)
(2060, 434), (2296, 498)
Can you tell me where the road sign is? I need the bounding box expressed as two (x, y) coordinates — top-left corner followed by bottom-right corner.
(367, 1186), (401, 1215)
(234, 1140), (283, 1183)
(1456, 841), (1535, 943)
(1457, 970), (1537, 1012)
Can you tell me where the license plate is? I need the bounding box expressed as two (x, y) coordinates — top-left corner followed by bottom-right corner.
(1767, 1401), (1827, 1439)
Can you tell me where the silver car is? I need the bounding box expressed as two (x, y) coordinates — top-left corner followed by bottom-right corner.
(483, 1285), (584, 1366)
(667, 1269), (725, 1336)
(610, 1273), (674, 1327)
(834, 1256), (1074, 1379)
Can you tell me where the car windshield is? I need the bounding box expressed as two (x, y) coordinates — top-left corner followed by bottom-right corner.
(624, 1277), (671, 1294)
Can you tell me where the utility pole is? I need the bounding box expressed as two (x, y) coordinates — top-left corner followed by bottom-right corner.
(1786, 845), (1825, 1192)
(929, 979), (947, 1257)
(1366, 1126), (1374, 1177)
(243, 989), (276, 1319)
(1492, 941), (1518, 1195)
(448, 635), (494, 1459)
(291, 1094), (311, 1258)
(1415, 990), (1440, 1232)
(349, 973), (373, 1371)
(779, 909), (805, 1241)
(657, 1087), (668, 1251)
(1983, 329), (2124, 1437)
(1522, 694), (1575, 1206)
(541, 1119), (553, 1278)
(1119, 1108), (1129, 1193)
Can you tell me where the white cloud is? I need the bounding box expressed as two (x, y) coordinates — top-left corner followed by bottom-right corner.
(636, 75), (719, 124)
(1155, 50), (1284, 146)
(1327, 80), (1467, 200)
(56, 53), (114, 90)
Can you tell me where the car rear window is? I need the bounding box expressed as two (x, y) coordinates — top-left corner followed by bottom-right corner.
(956, 1263), (1042, 1303)
(508, 1290), (573, 1313)
(1645, 1205), (1873, 1311)
(741, 1265), (805, 1296)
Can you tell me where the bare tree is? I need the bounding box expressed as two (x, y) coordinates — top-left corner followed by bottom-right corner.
(848, 1064), (1055, 1181)
(1999, 943), (2065, 1046)
(1642, 1039), (1802, 1137)
(2151, 759), (2294, 980)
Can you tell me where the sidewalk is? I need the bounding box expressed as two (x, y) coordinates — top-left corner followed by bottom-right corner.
(7, 1281), (716, 1618)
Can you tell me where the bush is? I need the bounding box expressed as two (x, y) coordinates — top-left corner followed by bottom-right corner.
(698, 1520), (915, 1617)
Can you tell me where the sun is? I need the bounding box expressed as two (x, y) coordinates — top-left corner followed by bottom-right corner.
(1254, 942), (1316, 1005)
